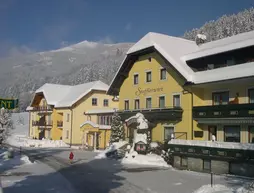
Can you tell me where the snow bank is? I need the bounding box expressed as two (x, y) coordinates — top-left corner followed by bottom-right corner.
(20, 156), (33, 164)
(193, 184), (232, 193)
(169, 139), (254, 150)
(7, 135), (69, 148)
(94, 141), (128, 159)
(193, 183), (254, 193)
(121, 151), (170, 168)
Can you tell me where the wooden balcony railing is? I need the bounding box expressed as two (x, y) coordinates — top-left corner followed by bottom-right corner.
(32, 120), (53, 127)
(33, 106), (53, 112)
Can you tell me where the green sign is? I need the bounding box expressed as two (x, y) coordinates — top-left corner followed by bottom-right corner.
(0, 98), (19, 109)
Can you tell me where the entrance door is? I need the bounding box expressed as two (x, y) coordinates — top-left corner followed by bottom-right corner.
(96, 133), (99, 149)
(208, 126), (217, 141)
(39, 129), (45, 140)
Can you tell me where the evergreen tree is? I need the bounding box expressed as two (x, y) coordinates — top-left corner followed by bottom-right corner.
(0, 108), (14, 145)
(109, 113), (124, 143)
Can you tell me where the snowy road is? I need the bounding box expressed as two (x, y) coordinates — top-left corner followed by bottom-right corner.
(10, 148), (253, 193)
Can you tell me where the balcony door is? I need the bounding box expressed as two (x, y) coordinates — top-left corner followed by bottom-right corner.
(208, 126), (217, 141)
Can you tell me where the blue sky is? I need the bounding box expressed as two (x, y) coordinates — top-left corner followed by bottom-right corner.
(0, 0), (253, 56)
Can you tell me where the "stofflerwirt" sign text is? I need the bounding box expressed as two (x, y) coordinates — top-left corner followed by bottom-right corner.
(135, 87), (163, 96)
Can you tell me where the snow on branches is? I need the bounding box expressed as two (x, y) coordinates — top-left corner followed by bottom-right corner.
(109, 112), (124, 144)
(0, 107), (14, 144)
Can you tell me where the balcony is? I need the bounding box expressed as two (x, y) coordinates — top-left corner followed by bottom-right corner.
(32, 120), (53, 127)
(193, 103), (254, 124)
(57, 121), (63, 127)
(117, 106), (183, 122)
(33, 106), (53, 112)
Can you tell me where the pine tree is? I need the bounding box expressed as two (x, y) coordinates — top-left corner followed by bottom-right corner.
(0, 108), (14, 145)
(109, 113), (124, 143)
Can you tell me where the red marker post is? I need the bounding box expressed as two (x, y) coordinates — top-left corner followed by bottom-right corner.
(69, 152), (74, 164)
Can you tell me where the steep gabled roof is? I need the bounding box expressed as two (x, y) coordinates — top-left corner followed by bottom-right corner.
(108, 32), (198, 94)
(30, 81), (109, 108)
(55, 81), (109, 108)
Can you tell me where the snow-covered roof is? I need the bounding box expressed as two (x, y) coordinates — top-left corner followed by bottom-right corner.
(26, 106), (33, 111)
(183, 30), (254, 61)
(55, 81), (109, 108)
(108, 31), (254, 90)
(127, 32), (198, 81)
(80, 121), (111, 130)
(31, 81), (109, 108)
(85, 108), (117, 115)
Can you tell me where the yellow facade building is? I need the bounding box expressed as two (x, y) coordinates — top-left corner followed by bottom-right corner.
(27, 81), (118, 149)
(108, 31), (254, 144)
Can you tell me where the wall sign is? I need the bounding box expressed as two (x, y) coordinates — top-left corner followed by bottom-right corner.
(135, 87), (163, 96)
(0, 98), (19, 109)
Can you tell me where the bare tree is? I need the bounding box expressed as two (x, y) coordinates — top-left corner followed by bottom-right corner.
(0, 108), (14, 145)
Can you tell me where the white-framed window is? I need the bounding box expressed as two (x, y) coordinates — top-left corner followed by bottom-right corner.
(66, 130), (69, 139)
(212, 91), (229, 105)
(124, 100), (129, 110)
(134, 99), (140, 109)
(134, 74), (139, 85)
(103, 99), (109, 107)
(146, 97), (152, 109)
(92, 98), (97, 106)
(66, 113), (70, 122)
(160, 68), (167, 80)
(159, 95), (165, 108)
(146, 71), (152, 83)
(173, 94), (181, 107)
(164, 126), (174, 141)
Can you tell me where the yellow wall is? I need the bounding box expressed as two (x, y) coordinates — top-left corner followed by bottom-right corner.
(119, 52), (194, 142)
(193, 80), (254, 106)
(51, 109), (63, 140)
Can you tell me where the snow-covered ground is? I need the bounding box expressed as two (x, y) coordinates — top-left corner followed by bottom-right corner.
(193, 183), (254, 193)
(8, 112), (69, 148)
(94, 140), (128, 159)
(122, 151), (169, 168)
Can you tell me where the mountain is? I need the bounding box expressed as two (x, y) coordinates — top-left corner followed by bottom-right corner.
(0, 41), (133, 111)
(183, 7), (254, 42)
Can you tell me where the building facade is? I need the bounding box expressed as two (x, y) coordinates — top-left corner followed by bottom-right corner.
(108, 31), (254, 144)
(27, 81), (118, 149)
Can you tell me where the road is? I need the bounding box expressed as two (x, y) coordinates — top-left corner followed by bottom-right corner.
(12, 147), (253, 193)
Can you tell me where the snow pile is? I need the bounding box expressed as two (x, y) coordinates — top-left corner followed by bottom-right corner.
(193, 183), (254, 193)
(122, 151), (169, 168)
(169, 139), (254, 150)
(193, 184), (232, 193)
(7, 136), (69, 148)
(94, 141), (128, 159)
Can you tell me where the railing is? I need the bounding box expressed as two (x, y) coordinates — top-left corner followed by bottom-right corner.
(33, 106), (53, 112)
(57, 121), (63, 127)
(118, 106), (183, 121)
(32, 120), (53, 127)
(193, 103), (254, 119)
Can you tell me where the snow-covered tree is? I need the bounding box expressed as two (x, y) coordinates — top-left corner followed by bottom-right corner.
(0, 108), (14, 145)
(109, 113), (125, 143)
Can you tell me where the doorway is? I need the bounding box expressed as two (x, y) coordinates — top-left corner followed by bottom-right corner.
(208, 126), (217, 141)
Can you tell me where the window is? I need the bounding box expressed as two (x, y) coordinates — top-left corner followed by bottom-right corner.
(249, 89), (254, 103)
(146, 71), (152, 82)
(249, 126), (254, 143)
(213, 91), (229, 105)
(66, 130), (69, 139)
(159, 96), (165, 108)
(224, 126), (240, 142)
(124, 100), (129, 110)
(134, 74), (139, 85)
(194, 131), (204, 138)
(66, 113), (70, 122)
(173, 94), (181, 107)
(164, 126), (174, 141)
(134, 99), (140, 109)
(98, 115), (112, 125)
(146, 97), (152, 109)
(92, 98), (97, 106)
(103, 99), (109, 107)
(160, 68), (167, 80)
(203, 160), (211, 171)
